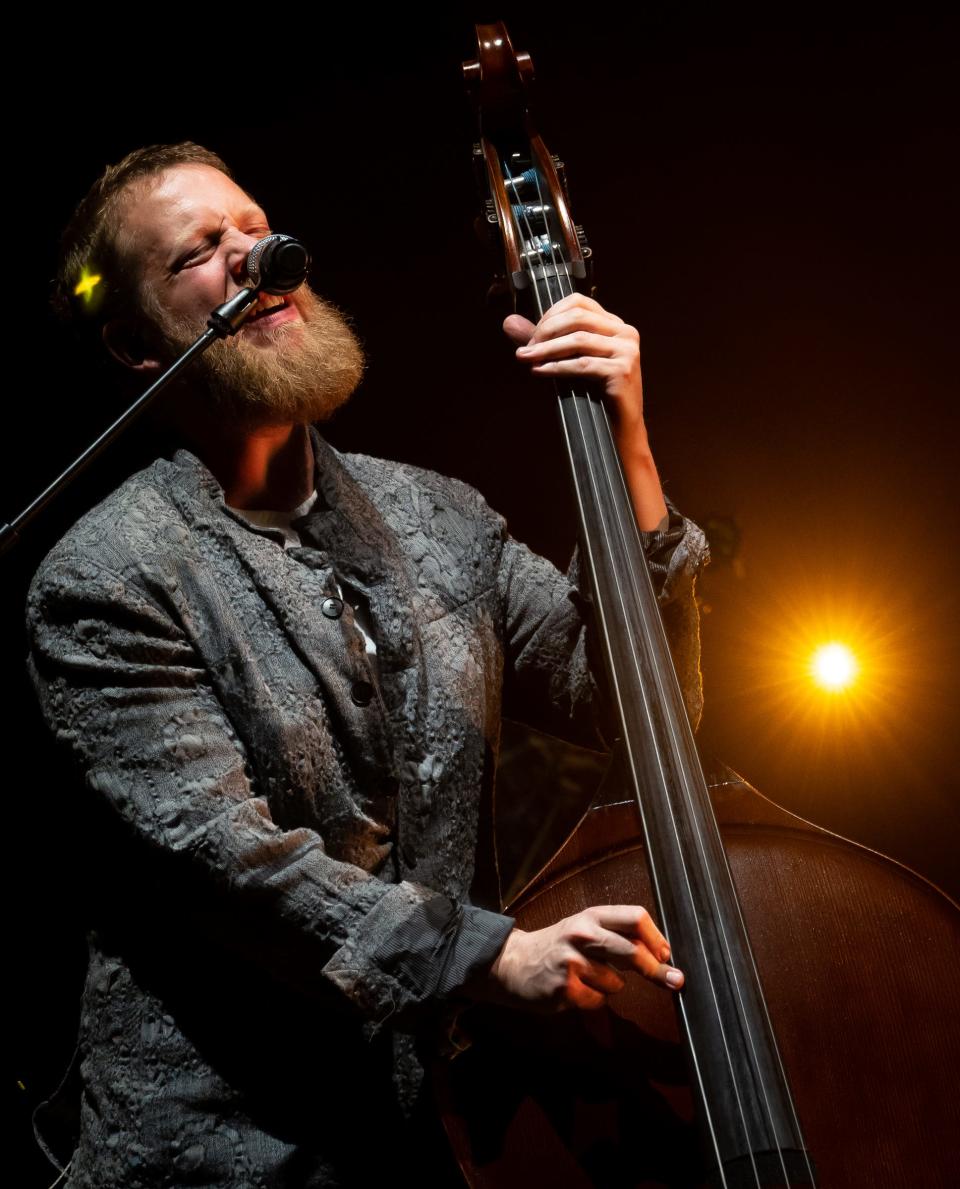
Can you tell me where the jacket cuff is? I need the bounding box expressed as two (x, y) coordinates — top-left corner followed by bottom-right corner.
(435, 905), (516, 998)
(566, 501), (707, 607)
(322, 883), (514, 1030)
(639, 503), (707, 603)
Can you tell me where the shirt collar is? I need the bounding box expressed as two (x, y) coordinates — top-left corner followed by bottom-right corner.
(169, 424), (340, 545)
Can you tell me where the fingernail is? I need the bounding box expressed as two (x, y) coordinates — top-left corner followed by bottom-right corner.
(665, 969), (683, 988)
(516, 344), (532, 354)
(660, 946), (672, 963)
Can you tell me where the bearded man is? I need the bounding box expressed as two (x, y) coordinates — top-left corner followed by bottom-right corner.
(27, 142), (709, 1187)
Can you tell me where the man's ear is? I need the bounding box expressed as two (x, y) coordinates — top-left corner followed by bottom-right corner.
(102, 319), (161, 372)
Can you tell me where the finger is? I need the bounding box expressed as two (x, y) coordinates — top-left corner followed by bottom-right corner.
(590, 906), (672, 961)
(574, 916), (663, 974)
(502, 313), (537, 346)
(573, 958), (626, 997)
(529, 357), (623, 379)
(518, 330), (621, 362)
(581, 929), (684, 990)
(631, 944), (685, 991)
(565, 968), (608, 1011)
(542, 292), (606, 320)
(568, 911), (683, 991)
(581, 929), (645, 968)
(525, 308), (627, 345)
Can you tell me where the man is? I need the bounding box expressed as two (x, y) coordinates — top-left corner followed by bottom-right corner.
(28, 143), (709, 1186)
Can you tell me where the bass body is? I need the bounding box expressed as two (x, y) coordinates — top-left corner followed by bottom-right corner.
(441, 768), (960, 1187)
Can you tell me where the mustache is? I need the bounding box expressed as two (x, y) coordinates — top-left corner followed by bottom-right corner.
(150, 284), (304, 347)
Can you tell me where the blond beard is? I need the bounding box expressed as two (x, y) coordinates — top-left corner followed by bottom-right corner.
(150, 283), (365, 429)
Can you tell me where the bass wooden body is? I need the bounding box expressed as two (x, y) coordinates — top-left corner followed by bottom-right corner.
(441, 769), (960, 1187)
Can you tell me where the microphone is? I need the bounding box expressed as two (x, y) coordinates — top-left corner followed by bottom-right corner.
(244, 234), (311, 295)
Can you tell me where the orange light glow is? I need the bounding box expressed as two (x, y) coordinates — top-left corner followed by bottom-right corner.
(810, 642), (859, 692)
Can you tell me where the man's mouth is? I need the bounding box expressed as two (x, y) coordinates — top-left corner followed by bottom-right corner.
(247, 293), (291, 323)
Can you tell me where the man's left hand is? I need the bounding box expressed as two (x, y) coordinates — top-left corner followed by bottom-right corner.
(503, 294), (668, 532)
(503, 293), (645, 442)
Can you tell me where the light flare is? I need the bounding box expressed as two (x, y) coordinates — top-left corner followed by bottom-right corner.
(74, 268), (103, 304)
(810, 642), (859, 692)
(705, 548), (936, 797)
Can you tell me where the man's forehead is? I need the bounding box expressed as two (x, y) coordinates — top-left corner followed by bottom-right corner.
(121, 164), (264, 252)
(154, 163), (253, 206)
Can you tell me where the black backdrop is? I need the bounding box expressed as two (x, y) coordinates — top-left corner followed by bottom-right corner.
(8, 11), (958, 1182)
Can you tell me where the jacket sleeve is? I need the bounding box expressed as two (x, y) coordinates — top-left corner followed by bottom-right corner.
(25, 550), (512, 1032)
(497, 499), (710, 745)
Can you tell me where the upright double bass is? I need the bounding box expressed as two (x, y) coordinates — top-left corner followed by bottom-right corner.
(439, 24), (960, 1188)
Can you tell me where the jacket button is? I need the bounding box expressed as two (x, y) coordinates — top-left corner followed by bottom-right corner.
(351, 680), (375, 707)
(321, 596), (344, 619)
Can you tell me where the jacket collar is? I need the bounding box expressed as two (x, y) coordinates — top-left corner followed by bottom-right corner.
(168, 424), (342, 548)
(166, 423), (405, 594)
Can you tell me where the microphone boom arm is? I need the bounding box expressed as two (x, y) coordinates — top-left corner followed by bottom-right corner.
(1, 288), (259, 559)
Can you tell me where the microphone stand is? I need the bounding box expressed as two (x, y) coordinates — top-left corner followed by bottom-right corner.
(0, 288), (259, 559)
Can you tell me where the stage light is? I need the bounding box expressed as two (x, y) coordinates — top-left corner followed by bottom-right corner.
(810, 642), (859, 692)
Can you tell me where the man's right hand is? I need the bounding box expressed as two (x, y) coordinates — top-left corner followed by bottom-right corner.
(471, 905), (684, 1012)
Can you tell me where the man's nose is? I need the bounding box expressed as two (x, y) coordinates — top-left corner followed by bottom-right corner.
(225, 230), (263, 287)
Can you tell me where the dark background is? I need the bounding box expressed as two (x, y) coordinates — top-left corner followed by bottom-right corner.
(8, 10), (957, 1182)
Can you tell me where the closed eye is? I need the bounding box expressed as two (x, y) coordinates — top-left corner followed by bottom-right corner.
(174, 242), (215, 271)
(170, 219), (272, 273)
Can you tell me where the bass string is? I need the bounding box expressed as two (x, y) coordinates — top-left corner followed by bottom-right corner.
(548, 177), (811, 1188)
(577, 392), (773, 1187)
(587, 386), (799, 1189)
(511, 158), (743, 1189)
(579, 285), (814, 1185)
(559, 248), (794, 1181)
(592, 339), (813, 1182)
(561, 375), (747, 1187)
(504, 150), (799, 1187)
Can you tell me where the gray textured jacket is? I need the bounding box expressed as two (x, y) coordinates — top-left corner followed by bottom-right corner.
(26, 426), (708, 1187)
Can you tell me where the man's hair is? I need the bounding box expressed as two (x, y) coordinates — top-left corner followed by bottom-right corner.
(53, 142), (232, 354)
